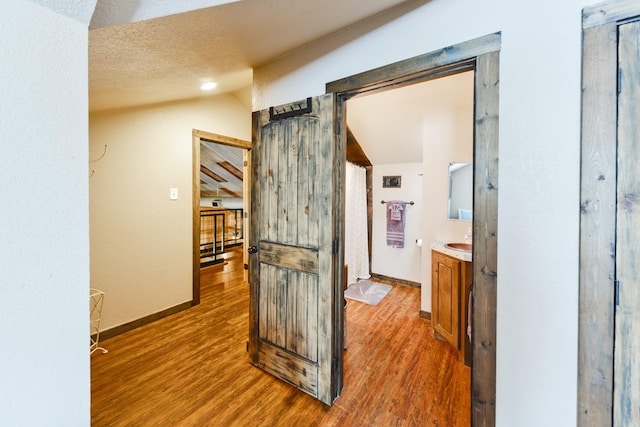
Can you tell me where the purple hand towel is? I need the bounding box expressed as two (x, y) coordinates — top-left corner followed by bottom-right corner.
(386, 201), (406, 248)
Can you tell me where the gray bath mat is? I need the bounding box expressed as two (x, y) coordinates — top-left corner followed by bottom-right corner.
(345, 280), (393, 306)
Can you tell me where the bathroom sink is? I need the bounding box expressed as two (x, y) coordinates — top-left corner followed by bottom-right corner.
(445, 243), (472, 252)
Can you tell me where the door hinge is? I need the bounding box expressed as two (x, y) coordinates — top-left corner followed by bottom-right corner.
(244, 263), (249, 270)
(244, 160), (248, 167)
(244, 212), (248, 219)
(333, 239), (339, 254)
(246, 341), (249, 352)
(615, 280), (620, 307)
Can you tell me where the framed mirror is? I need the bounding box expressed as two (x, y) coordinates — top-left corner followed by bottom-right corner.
(448, 162), (472, 221)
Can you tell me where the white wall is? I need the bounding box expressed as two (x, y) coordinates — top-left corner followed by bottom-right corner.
(370, 103), (472, 301)
(421, 106), (473, 311)
(372, 163), (423, 282)
(0, 1), (89, 424)
(253, 0), (590, 424)
(90, 94), (250, 330)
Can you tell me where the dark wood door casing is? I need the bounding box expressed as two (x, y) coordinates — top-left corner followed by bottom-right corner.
(328, 33), (500, 426)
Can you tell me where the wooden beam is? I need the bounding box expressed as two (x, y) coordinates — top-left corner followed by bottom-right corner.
(346, 127), (372, 167)
(217, 161), (243, 181)
(220, 187), (241, 198)
(201, 164), (227, 182)
(201, 190), (219, 198)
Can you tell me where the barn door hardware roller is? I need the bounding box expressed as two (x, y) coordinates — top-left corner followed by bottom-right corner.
(269, 97), (312, 121)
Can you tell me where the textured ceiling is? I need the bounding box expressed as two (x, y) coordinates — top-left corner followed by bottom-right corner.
(89, 0), (240, 29)
(89, 0), (412, 111)
(88, 0), (463, 168)
(31, 0), (97, 25)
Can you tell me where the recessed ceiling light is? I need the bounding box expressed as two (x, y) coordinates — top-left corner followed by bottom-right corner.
(200, 82), (217, 91)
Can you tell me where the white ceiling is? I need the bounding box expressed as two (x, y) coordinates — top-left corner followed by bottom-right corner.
(346, 71), (474, 165)
(89, 0), (413, 111)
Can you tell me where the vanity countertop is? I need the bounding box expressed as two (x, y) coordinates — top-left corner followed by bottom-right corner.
(430, 240), (472, 262)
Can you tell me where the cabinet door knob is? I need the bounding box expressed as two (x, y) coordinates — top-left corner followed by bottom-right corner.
(247, 245), (258, 254)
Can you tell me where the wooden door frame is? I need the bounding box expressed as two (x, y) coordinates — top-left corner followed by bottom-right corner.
(327, 32), (500, 426)
(579, 1), (640, 425)
(192, 129), (252, 305)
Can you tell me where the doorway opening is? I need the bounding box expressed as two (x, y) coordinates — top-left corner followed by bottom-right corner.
(342, 69), (474, 412)
(344, 71), (473, 288)
(192, 129), (251, 304)
(345, 65), (474, 411)
(329, 32), (499, 424)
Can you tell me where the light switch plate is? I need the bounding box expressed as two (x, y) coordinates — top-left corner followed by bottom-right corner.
(170, 188), (178, 200)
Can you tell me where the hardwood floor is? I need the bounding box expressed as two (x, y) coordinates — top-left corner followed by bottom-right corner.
(92, 248), (470, 426)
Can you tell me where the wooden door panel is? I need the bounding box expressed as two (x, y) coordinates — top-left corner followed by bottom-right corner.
(259, 114), (321, 247)
(615, 20), (640, 426)
(288, 270), (318, 358)
(438, 262), (454, 334)
(432, 252), (460, 347)
(250, 94), (339, 405)
(257, 341), (318, 396)
(259, 241), (318, 273)
(258, 263), (318, 360)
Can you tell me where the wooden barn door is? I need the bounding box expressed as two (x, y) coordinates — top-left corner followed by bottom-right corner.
(614, 19), (640, 426)
(248, 94), (342, 405)
(580, 5), (640, 425)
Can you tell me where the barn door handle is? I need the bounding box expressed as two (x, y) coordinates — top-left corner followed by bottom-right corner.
(247, 245), (258, 254)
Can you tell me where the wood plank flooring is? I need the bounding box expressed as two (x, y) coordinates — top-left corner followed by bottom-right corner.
(92, 248), (470, 426)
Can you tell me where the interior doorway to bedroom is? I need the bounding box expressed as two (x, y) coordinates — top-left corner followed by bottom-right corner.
(192, 130), (251, 304)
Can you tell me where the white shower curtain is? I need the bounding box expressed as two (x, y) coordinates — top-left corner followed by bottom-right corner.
(345, 162), (370, 285)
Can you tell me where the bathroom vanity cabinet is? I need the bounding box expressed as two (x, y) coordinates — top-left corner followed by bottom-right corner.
(431, 249), (472, 366)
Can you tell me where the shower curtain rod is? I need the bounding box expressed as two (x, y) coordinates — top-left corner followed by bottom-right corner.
(380, 200), (415, 205)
